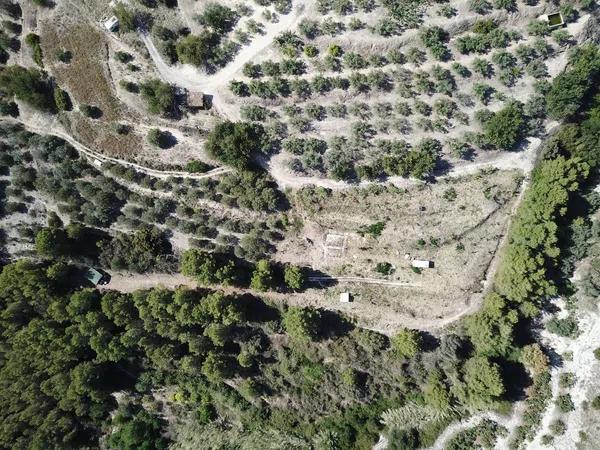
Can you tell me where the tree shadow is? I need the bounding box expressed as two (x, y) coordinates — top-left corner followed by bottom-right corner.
(318, 309), (354, 339)
(499, 359), (532, 401)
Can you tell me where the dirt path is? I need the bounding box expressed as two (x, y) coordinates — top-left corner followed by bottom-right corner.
(138, 2), (305, 120)
(428, 406), (524, 450)
(424, 269), (600, 450)
(2, 116), (233, 180)
(103, 271), (421, 293)
(102, 272), (196, 292)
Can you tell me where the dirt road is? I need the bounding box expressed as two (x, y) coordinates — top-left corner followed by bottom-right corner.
(101, 272), (196, 292)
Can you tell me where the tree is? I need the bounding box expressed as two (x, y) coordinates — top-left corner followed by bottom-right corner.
(521, 343), (549, 375)
(463, 356), (504, 407)
(24, 33), (43, 66)
(147, 128), (173, 149)
(201, 351), (230, 383)
(114, 4), (135, 32)
(35, 227), (68, 257)
(204, 121), (266, 170)
(391, 328), (422, 358)
(139, 79), (176, 116)
(250, 259), (273, 291)
(484, 102), (525, 150)
(282, 306), (321, 341)
(180, 249), (235, 285)
(555, 394), (574, 412)
(0, 0), (21, 19)
(424, 370), (450, 410)
(465, 293), (518, 357)
(108, 410), (169, 450)
(53, 86), (71, 111)
(284, 264), (305, 290)
(387, 428), (420, 450)
(196, 3), (238, 33)
(546, 45), (600, 120)
(0, 65), (54, 111)
(175, 32), (220, 68)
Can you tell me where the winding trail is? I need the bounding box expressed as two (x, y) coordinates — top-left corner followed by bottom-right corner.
(3, 117), (232, 180)
(428, 406), (524, 450)
(137, 2), (305, 119)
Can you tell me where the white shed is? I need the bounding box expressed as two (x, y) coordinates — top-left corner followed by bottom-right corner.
(103, 16), (119, 32)
(340, 292), (352, 303)
(411, 260), (434, 269)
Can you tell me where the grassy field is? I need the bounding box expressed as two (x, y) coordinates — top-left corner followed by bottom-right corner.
(277, 169), (523, 331)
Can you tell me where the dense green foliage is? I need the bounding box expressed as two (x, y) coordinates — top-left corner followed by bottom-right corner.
(546, 45), (600, 120)
(0, 65), (55, 111)
(98, 227), (172, 273)
(108, 408), (169, 450)
(483, 102), (525, 150)
(495, 156), (589, 304)
(0, 259), (431, 449)
(139, 79), (176, 116)
(24, 33), (43, 66)
(205, 121), (267, 170)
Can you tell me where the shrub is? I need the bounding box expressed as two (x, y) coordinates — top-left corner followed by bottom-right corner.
(204, 121), (266, 170)
(196, 3), (238, 33)
(282, 306), (321, 341)
(559, 372), (576, 389)
(119, 80), (138, 93)
(80, 104), (101, 119)
(549, 419), (566, 435)
(375, 262), (393, 275)
(147, 129), (174, 149)
(483, 102), (525, 150)
(114, 51), (133, 63)
(555, 394), (575, 413)
(357, 221), (386, 238)
(469, 0), (491, 13)
(139, 79), (176, 116)
(419, 26), (450, 61)
(391, 328), (422, 358)
(494, 0), (516, 10)
(55, 49), (72, 63)
(114, 4), (136, 32)
(284, 265), (305, 290)
(547, 316), (579, 338)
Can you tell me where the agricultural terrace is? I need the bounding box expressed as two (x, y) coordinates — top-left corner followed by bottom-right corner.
(13, 0), (594, 185)
(277, 169), (522, 331)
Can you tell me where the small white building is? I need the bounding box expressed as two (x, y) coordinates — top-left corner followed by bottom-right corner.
(103, 16), (119, 32)
(411, 259), (434, 269)
(340, 292), (352, 303)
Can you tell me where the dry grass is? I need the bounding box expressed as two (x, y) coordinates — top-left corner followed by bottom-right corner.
(39, 4), (146, 157)
(277, 169), (522, 331)
(40, 20), (122, 121)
